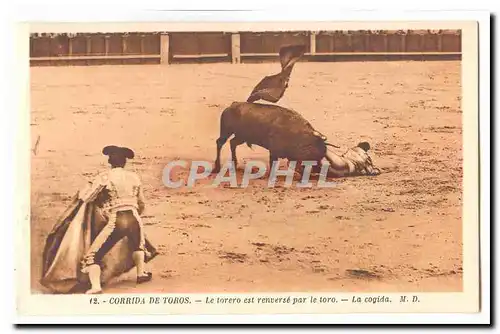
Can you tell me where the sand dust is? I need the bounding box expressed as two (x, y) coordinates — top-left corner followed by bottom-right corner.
(30, 61), (463, 293)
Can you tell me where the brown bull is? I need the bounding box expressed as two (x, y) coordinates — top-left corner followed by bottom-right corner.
(214, 102), (380, 177)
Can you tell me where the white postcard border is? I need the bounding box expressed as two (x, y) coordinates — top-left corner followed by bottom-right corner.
(7, 7), (490, 325)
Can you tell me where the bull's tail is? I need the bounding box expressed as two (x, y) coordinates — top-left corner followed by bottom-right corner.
(218, 105), (236, 140)
(325, 142), (340, 149)
(313, 129), (340, 149)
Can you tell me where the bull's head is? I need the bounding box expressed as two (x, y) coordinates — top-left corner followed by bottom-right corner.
(324, 142), (381, 177)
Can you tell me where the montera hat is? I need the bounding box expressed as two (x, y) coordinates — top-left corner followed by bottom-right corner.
(102, 145), (135, 159)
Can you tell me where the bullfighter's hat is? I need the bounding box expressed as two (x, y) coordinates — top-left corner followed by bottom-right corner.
(102, 145), (135, 159)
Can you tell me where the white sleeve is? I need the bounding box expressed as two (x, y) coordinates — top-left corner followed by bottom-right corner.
(78, 173), (107, 202)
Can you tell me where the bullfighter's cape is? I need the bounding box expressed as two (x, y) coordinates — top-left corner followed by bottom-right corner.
(40, 187), (158, 294)
(247, 44), (307, 103)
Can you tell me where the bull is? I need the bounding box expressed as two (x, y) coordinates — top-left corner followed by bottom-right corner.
(214, 102), (380, 177)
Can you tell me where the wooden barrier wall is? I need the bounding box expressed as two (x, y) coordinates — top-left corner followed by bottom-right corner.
(30, 30), (462, 66)
(315, 30), (461, 53)
(240, 31), (311, 54)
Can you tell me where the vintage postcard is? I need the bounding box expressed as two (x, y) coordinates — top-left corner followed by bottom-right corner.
(13, 10), (487, 324)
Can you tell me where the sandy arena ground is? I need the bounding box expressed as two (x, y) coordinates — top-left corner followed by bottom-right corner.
(30, 60), (463, 293)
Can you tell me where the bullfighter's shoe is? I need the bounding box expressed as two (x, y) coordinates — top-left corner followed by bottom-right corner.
(137, 272), (153, 284)
(85, 288), (103, 295)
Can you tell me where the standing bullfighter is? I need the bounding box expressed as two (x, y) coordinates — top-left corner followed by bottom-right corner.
(79, 145), (153, 294)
